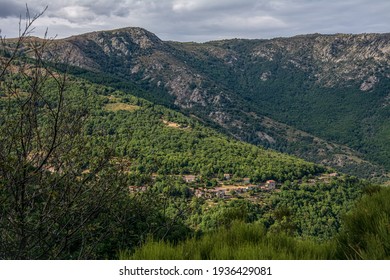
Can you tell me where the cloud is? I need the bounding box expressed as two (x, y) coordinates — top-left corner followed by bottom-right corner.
(0, 1), (29, 18)
(56, 5), (97, 23)
(172, 0), (238, 12)
(0, 0), (389, 41)
(201, 15), (287, 33)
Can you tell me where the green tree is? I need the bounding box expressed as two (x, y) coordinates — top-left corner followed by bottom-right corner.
(0, 8), (127, 259)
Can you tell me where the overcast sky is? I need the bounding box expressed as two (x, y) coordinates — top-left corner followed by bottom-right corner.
(0, 0), (389, 42)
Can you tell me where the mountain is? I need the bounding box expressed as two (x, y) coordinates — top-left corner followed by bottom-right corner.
(43, 28), (390, 181)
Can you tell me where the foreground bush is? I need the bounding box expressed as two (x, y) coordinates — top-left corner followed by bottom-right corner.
(120, 221), (336, 260)
(335, 187), (390, 259)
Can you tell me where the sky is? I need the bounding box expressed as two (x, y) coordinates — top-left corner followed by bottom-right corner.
(0, 0), (389, 42)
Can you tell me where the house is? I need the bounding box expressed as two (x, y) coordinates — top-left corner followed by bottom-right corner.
(216, 190), (227, 198)
(128, 186), (147, 193)
(183, 175), (196, 183)
(243, 177), (251, 184)
(194, 189), (205, 198)
(223, 173), (231, 180)
(266, 180), (276, 189)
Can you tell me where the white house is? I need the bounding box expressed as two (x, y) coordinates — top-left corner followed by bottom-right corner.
(266, 180), (276, 189)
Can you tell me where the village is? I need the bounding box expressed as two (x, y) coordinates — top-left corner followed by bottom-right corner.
(129, 172), (280, 201)
(187, 174), (278, 200)
(128, 172), (341, 201)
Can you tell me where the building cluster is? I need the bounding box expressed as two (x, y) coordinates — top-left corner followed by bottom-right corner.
(129, 174), (278, 201)
(193, 180), (277, 199)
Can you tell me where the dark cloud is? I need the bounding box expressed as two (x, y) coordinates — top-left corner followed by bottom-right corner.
(0, 1), (26, 18)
